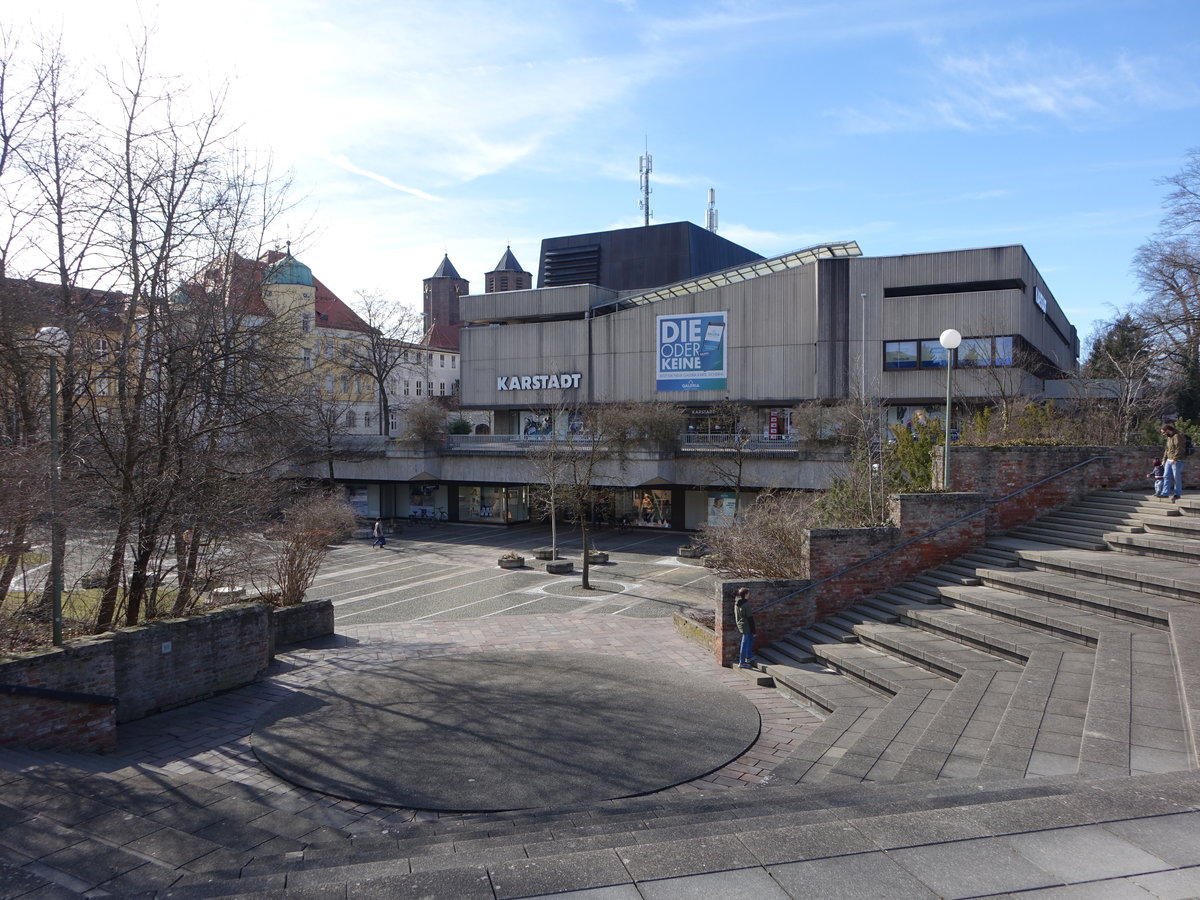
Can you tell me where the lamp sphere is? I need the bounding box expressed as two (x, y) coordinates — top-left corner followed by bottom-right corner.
(939, 328), (962, 350)
(36, 326), (69, 356)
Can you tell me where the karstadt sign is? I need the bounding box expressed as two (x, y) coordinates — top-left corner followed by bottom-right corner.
(496, 373), (582, 391)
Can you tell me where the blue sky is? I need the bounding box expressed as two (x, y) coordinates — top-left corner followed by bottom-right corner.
(22, 0), (1200, 351)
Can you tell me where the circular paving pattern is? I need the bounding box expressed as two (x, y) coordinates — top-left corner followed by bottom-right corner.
(251, 651), (761, 812)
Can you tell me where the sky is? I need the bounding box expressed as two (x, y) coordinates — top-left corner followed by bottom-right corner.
(15, 0), (1200, 351)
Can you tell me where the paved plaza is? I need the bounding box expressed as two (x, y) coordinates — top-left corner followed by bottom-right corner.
(1, 524), (1200, 897)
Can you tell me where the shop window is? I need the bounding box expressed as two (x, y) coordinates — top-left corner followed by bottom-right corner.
(883, 341), (917, 370)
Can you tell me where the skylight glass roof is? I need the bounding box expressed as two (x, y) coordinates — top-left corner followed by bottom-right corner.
(595, 240), (862, 311)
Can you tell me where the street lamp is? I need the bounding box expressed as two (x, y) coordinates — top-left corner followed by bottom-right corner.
(939, 328), (961, 491)
(36, 326), (68, 646)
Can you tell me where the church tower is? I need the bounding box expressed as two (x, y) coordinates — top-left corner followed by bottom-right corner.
(422, 254), (468, 350)
(485, 246), (532, 293)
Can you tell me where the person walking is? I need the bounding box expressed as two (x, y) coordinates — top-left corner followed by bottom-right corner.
(372, 519), (386, 548)
(734, 587), (756, 669)
(1160, 424), (1185, 501)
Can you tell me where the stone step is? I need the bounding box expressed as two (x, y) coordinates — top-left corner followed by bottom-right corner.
(147, 769), (1200, 899)
(834, 604), (899, 626)
(1105, 530), (1200, 564)
(1078, 629), (1191, 778)
(1039, 514), (1145, 535)
(887, 667), (1024, 784)
(816, 642), (951, 697)
(932, 583), (1129, 647)
(896, 603), (1075, 661)
(821, 686), (946, 784)
(882, 583), (942, 605)
(959, 548), (1020, 568)
(1140, 514), (1200, 539)
(852, 622), (1020, 680)
(806, 620), (856, 644)
(1008, 526), (1107, 551)
(976, 563), (1194, 627)
(913, 570), (980, 588)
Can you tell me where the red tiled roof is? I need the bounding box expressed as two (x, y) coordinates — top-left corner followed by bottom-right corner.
(421, 321), (461, 351)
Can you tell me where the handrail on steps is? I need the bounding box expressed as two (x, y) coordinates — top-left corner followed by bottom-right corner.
(754, 455), (1113, 614)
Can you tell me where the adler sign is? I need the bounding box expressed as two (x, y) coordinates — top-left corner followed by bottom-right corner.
(496, 373), (582, 391)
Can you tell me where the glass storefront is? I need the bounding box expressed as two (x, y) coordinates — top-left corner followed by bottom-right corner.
(634, 488), (672, 528)
(458, 485), (530, 524)
(707, 491), (737, 527)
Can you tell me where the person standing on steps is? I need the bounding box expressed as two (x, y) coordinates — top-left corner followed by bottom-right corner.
(735, 587), (756, 669)
(373, 519), (386, 548)
(1160, 424), (1185, 501)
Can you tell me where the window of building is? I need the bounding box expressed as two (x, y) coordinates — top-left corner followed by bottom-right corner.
(451, 357), (456, 369)
(958, 337), (992, 367)
(427, 381), (433, 395)
(416, 381), (422, 396)
(364, 412), (371, 429)
(403, 379), (410, 396)
(301, 313), (311, 333)
(995, 336), (1014, 367)
(302, 349), (313, 370)
(919, 339), (950, 369)
(883, 341), (918, 370)
(439, 382), (445, 395)
(324, 341), (333, 359)
(347, 410), (357, 428)
(355, 377), (362, 395)
(325, 374), (334, 393)
(340, 375), (350, 393)
(440, 354), (445, 366)
(94, 338), (112, 362)
(389, 411), (397, 432)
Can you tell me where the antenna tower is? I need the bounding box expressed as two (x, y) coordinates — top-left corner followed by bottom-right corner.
(705, 188), (718, 232)
(638, 141), (653, 227)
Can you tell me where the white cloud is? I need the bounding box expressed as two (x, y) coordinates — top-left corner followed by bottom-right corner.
(832, 44), (1200, 134)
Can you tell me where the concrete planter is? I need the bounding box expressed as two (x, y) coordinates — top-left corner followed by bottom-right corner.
(677, 546), (706, 559)
(498, 557), (525, 569)
(545, 560), (573, 574)
(212, 586), (247, 601)
(586, 551), (609, 564)
(533, 547), (559, 560)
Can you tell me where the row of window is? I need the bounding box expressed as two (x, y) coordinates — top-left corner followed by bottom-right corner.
(884, 336), (1014, 371)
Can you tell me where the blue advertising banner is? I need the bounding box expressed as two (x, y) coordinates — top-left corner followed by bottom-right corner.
(655, 312), (728, 392)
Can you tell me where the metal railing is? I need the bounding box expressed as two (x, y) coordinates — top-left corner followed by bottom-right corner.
(755, 455), (1113, 614)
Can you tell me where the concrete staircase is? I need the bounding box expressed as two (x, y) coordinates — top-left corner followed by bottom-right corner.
(756, 489), (1200, 788)
(3, 751), (1200, 897)
(3, 489), (1200, 897)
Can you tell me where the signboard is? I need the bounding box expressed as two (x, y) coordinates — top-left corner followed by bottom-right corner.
(655, 312), (728, 392)
(497, 373), (581, 391)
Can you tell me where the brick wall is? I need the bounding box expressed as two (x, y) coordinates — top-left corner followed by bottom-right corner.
(0, 599), (335, 751)
(0, 639), (117, 752)
(271, 599), (335, 653)
(717, 445), (1149, 665)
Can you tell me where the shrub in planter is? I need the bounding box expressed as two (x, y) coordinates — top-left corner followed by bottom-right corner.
(677, 545), (706, 559)
(586, 550), (609, 564)
(499, 551), (524, 569)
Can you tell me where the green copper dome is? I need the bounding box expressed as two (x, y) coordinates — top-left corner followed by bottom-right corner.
(265, 253), (313, 287)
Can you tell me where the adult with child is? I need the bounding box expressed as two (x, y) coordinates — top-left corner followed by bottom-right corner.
(1159, 423), (1186, 501)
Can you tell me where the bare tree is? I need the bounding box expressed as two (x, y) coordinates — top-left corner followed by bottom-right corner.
(343, 290), (425, 436)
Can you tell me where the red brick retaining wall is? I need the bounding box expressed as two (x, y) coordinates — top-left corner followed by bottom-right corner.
(718, 445), (1148, 665)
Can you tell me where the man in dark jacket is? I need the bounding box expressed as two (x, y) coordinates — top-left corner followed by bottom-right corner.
(735, 588), (756, 669)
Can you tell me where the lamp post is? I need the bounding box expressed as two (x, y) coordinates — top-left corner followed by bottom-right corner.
(939, 328), (961, 491)
(36, 326), (68, 646)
